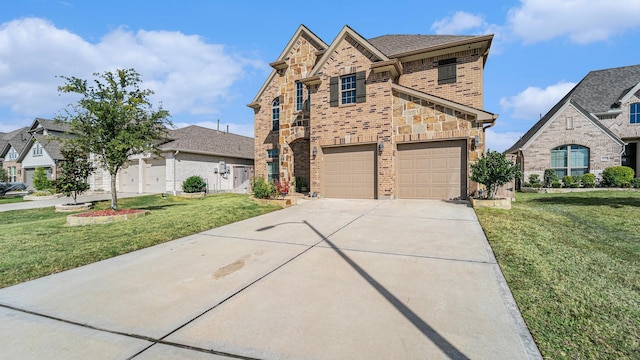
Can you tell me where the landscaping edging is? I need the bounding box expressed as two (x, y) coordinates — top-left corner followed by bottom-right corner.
(252, 197), (294, 208)
(24, 193), (64, 201)
(67, 210), (150, 226)
(179, 192), (206, 199)
(520, 187), (639, 194)
(55, 202), (92, 213)
(471, 197), (512, 210)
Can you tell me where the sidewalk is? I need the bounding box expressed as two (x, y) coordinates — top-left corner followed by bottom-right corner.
(0, 192), (144, 212)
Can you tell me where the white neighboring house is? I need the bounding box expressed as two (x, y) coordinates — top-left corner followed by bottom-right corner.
(89, 125), (255, 194)
(15, 119), (70, 190)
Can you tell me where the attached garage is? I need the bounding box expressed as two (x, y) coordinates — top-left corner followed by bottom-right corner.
(119, 161), (139, 193)
(323, 145), (376, 199)
(24, 167), (52, 190)
(145, 158), (166, 193)
(397, 140), (467, 200)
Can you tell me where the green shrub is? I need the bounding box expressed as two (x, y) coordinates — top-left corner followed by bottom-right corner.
(602, 166), (634, 187)
(562, 175), (575, 187)
(528, 174), (542, 187)
(470, 150), (521, 199)
(582, 173), (596, 188)
(551, 180), (562, 188)
(182, 175), (207, 193)
(252, 177), (276, 199)
(631, 178), (640, 188)
(0, 168), (7, 182)
(569, 182), (580, 188)
(544, 169), (558, 187)
(32, 167), (51, 191)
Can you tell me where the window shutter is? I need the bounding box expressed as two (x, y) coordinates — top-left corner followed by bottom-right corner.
(329, 76), (338, 107)
(356, 71), (366, 103)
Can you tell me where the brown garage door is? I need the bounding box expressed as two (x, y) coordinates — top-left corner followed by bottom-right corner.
(323, 145), (376, 199)
(397, 140), (466, 200)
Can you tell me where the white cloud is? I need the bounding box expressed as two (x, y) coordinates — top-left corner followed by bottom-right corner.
(507, 0), (640, 44)
(485, 129), (524, 153)
(431, 12), (488, 34)
(0, 17), (264, 131)
(499, 82), (575, 119)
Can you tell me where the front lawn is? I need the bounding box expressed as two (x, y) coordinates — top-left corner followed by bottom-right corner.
(0, 193), (281, 288)
(0, 196), (24, 204)
(476, 191), (640, 359)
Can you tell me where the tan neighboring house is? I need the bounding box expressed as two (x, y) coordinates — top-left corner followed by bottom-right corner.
(248, 25), (497, 199)
(506, 64), (640, 183)
(89, 125), (254, 194)
(14, 118), (70, 189)
(0, 127), (31, 183)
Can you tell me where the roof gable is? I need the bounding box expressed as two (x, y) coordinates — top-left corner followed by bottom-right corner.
(571, 64), (640, 114)
(29, 118), (71, 134)
(161, 125), (254, 159)
(0, 126), (31, 158)
(310, 25), (389, 77)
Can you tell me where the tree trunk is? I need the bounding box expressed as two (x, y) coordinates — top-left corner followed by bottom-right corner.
(110, 172), (118, 210)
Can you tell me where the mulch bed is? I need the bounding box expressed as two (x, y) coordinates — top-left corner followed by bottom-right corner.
(75, 209), (144, 217)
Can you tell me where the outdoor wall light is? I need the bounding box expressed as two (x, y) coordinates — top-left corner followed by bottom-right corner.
(281, 154), (285, 164)
(378, 141), (384, 154)
(312, 146), (317, 158)
(473, 136), (480, 149)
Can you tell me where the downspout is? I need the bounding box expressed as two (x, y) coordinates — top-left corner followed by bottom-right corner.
(173, 150), (179, 195)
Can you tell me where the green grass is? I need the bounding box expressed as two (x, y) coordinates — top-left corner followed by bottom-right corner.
(0, 196), (24, 204)
(476, 191), (640, 359)
(0, 193), (281, 288)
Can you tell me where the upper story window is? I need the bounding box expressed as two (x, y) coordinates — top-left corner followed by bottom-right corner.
(7, 147), (18, 160)
(296, 81), (304, 111)
(267, 148), (278, 158)
(438, 58), (457, 85)
(272, 98), (280, 131)
(33, 142), (43, 157)
(329, 71), (366, 107)
(566, 116), (573, 130)
(551, 144), (589, 178)
(341, 74), (357, 105)
(631, 103), (640, 124)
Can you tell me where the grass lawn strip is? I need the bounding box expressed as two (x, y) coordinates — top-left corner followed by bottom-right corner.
(0, 196), (25, 204)
(476, 191), (640, 359)
(0, 193), (281, 288)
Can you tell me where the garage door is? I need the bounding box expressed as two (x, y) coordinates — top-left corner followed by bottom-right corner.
(24, 167), (52, 190)
(397, 140), (466, 199)
(145, 158), (166, 193)
(119, 161), (139, 193)
(323, 145), (376, 199)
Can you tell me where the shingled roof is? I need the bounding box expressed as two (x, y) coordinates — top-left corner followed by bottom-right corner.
(29, 118), (72, 134)
(161, 125), (254, 160)
(368, 34), (475, 57)
(505, 65), (640, 154)
(0, 127), (31, 158)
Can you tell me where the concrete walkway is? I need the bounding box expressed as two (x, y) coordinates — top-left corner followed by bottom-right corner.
(0, 199), (542, 360)
(0, 192), (143, 212)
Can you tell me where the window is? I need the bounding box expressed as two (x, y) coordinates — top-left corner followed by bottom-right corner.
(267, 148), (278, 159)
(267, 161), (279, 182)
(32, 143), (43, 157)
(551, 145), (589, 178)
(329, 71), (366, 107)
(341, 74), (356, 105)
(566, 116), (573, 130)
(272, 98), (280, 131)
(631, 103), (640, 124)
(7, 147), (18, 160)
(7, 166), (16, 182)
(438, 58), (457, 85)
(296, 81), (303, 111)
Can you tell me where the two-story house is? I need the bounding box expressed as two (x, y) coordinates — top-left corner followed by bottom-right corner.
(506, 64), (640, 182)
(0, 127), (31, 183)
(249, 25), (497, 199)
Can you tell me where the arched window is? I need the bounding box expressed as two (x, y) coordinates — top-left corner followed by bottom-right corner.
(631, 102), (640, 124)
(272, 98), (280, 131)
(551, 145), (589, 178)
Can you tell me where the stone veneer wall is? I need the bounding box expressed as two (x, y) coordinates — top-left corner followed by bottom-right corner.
(399, 49), (484, 109)
(521, 104), (624, 181)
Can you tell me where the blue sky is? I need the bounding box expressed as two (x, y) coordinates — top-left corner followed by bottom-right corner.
(1, 0), (640, 151)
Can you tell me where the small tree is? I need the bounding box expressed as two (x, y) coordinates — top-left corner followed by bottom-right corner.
(543, 169), (559, 188)
(0, 167), (7, 182)
(56, 145), (95, 204)
(56, 68), (171, 210)
(33, 167), (51, 191)
(470, 150), (521, 199)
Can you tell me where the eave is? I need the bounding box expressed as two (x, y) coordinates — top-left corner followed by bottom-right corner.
(371, 59), (403, 78)
(269, 60), (288, 71)
(247, 102), (261, 110)
(300, 75), (322, 86)
(394, 35), (494, 64)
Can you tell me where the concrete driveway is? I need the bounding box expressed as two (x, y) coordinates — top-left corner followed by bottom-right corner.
(0, 199), (541, 360)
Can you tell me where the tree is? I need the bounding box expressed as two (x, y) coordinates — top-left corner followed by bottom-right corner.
(56, 68), (171, 210)
(470, 150), (521, 199)
(33, 167), (51, 191)
(57, 145), (95, 204)
(0, 167), (7, 182)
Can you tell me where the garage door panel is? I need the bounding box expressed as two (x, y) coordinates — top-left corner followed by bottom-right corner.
(397, 140), (466, 200)
(323, 145), (375, 199)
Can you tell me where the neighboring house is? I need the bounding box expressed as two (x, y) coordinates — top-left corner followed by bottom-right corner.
(506, 64), (640, 183)
(14, 119), (70, 189)
(89, 125), (254, 194)
(0, 127), (31, 183)
(248, 25), (497, 199)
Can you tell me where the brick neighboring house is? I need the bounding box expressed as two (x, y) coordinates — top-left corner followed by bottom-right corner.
(506, 64), (640, 184)
(248, 25), (497, 199)
(0, 126), (31, 183)
(15, 118), (70, 189)
(90, 125), (254, 194)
